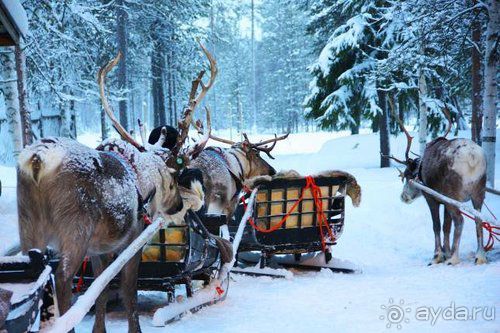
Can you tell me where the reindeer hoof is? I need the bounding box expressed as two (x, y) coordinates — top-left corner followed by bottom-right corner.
(475, 255), (487, 265)
(445, 256), (460, 265)
(429, 253), (446, 265)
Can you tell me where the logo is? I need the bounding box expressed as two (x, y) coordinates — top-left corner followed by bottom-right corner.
(379, 298), (411, 329)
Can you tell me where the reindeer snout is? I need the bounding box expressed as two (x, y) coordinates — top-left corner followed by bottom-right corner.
(401, 192), (414, 204)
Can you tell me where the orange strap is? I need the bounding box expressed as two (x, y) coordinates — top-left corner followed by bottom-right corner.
(242, 176), (335, 252)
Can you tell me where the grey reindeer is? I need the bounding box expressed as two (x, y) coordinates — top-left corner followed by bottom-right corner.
(16, 44), (215, 333)
(387, 105), (487, 265)
(148, 123), (288, 223)
(184, 126), (288, 223)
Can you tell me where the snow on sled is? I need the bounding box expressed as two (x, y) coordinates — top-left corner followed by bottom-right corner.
(229, 171), (361, 275)
(0, 250), (54, 333)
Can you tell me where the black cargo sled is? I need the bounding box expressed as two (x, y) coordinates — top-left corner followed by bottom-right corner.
(229, 175), (358, 274)
(0, 250), (54, 333)
(72, 211), (228, 307)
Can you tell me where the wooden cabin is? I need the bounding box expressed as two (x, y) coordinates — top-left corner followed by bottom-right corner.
(0, 0), (28, 46)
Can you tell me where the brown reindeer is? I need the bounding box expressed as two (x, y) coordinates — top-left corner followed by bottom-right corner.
(387, 105), (487, 265)
(16, 44), (215, 333)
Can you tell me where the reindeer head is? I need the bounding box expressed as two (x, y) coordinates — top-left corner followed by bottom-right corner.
(97, 41), (216, 219)
(231, 133), (291, 177)
(386, 98), (452, 204)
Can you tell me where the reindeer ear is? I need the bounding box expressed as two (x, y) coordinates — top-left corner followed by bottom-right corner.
(167, 167), (177, 174)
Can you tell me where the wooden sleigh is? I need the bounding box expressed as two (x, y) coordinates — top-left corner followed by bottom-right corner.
(229, 173), (359, 274)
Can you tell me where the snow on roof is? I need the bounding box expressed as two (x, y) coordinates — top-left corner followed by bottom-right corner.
(0, 0), (28, 38)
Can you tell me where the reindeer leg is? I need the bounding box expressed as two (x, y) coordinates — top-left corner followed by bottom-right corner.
(55, 244), (88, 333)
(425, 197), (445, 265)
(92, 254), (112, 333)
(446, 206), (464, 265)
(472, 195), (487, 265)
(120, 251), (142, 333)
(442, 208), (452, 258)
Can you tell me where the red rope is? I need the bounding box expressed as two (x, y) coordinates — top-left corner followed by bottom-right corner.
(242, 176), (335, 252)
(459, 207), (500, 252)
(76, 256), (89, 292)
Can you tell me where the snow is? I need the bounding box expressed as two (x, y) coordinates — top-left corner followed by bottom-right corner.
(1, 130), (499, 332)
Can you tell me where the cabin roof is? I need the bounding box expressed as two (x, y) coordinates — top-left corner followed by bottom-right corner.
(0, 0), (28, 46)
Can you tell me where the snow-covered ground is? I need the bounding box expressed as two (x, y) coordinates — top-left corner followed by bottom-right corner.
(1, 130), (499, 332)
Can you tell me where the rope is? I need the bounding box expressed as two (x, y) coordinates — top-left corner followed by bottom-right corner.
(242, 176), (335, 252)
(459, 208), (500, 252)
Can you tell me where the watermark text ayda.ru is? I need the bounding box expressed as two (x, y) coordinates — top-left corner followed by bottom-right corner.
(380, 298), (496, 329)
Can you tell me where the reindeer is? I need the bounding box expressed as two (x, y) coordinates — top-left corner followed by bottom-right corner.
(387, 105), (487, 265)
(16, 43), (215, 332)
(150, 122), (288, 223)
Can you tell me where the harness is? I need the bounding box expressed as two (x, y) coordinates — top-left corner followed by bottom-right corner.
(205, 147), (245, 198)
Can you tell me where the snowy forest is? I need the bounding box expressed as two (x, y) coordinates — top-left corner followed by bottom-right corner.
(0, 0), (498, 177)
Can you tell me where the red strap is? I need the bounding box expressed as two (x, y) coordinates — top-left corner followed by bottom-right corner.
(143, 213), (152, 225)
(460, 208), (500, 252)
(76, 256), (89, 292)
(242, 176), (335, 252)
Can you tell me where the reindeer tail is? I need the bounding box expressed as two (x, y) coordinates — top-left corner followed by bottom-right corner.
(18, 140), (65, 183)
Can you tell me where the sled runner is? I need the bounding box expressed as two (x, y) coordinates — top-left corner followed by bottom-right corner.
(0, 250), (54, 333)
(229, 174), (360, 275)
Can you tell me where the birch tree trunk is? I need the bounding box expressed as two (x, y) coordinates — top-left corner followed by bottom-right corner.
(471, 0), (483, 145)
(116, 0), (129, 131)
(1, 48), (23, 158)
(482, 0), (499, 187)
(418, 67), (428, 155)
(15, 44), (32, 146)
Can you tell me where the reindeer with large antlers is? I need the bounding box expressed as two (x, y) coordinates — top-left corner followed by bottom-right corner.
(387, 103), (487, 265)
(189, 127), (288, 222)
(148, 43), (289, 224)
(16, 46), (212, 332)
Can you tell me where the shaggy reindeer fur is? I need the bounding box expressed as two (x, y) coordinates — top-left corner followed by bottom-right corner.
(187, 147), (277, 221)
(400, 138), (487, 265)
(17, 137), (183, 333)
(245, 169), (362, 207)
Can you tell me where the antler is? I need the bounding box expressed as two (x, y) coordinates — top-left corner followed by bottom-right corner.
(192, 116), (236, 146)
(172, 40), (218, 157)
(441, 103), (452, 138)
(186, 107), (212, 159)
(98, 53), (145, 152)
(386, 93), (413, 165)
(241, 132), (290, 159)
